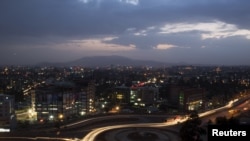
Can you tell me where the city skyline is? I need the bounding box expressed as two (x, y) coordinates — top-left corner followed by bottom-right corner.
(1, 0), (250, 66)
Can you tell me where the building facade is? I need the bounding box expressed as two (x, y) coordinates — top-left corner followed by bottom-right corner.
(0, 94), (15, 127)
(166, 85), (205, 112)
(86, 80), (96, 113)
(130, 85), (159, 107)
(34, 81), (88, 122)
(112, 85), (130, 106)
(179, 88), (205, 112)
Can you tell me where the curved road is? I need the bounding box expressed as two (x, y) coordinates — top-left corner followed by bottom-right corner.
(82, 97), (250, 141)
(82, 121), (182, 141)
(1, 96), (249, 141)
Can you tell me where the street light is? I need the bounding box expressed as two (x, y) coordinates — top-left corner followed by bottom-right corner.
(58, 114), (63, 119)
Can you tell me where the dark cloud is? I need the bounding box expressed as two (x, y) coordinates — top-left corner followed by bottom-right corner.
(0, 0), (250, 65)
(1, 0), (249, 38)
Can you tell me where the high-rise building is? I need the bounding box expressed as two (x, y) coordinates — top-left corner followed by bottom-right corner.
(166, 85), (205, 112)
(0, 94), (15, 127)
(86, 80), (96, 113)
(112, 85), (130, 106)
(130, 83), (159, 107)
(34, 81), (87, 122)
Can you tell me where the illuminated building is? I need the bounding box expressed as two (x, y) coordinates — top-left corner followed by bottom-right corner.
(167, 85), (205, 112)
(34, 81), (87, 122)
(179, 88), (205, 112)
(0, 94), (15, 127)
(130, 82), (159, 107)
(86, 80), (96, 113)
(112, 84), (130, 106)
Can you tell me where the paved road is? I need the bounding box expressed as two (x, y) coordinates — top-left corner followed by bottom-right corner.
(2, 96), (250, 141)
(96, 127), (180, 141)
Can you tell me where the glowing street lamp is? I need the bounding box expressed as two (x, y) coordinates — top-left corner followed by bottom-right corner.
(58, 114), (63, 119)
(116, 106), (120, 111)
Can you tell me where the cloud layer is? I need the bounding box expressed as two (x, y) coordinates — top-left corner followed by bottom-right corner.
(1, 0), (250, 65)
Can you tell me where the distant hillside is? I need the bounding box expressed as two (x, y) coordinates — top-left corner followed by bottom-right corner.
(37, 55), (175, 67)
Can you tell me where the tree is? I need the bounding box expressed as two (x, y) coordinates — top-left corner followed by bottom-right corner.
(214, 116), (240, 125)
(179, 111), (206, 141)
(214, 116), (228, 125)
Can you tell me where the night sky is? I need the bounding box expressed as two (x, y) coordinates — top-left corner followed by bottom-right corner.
(1, 0), (250, 65)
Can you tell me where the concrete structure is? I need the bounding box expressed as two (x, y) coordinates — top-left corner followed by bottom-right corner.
(112, 85), (130, 106)
(130, 83), (159, 107)
(86, 80), (96, 113)
(33, 80), (96, 122)
(179, 88), (205, 112)
(166, 85), (205, 112)
(34, 81), (89, 122)
(0, 94), (15, 129)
